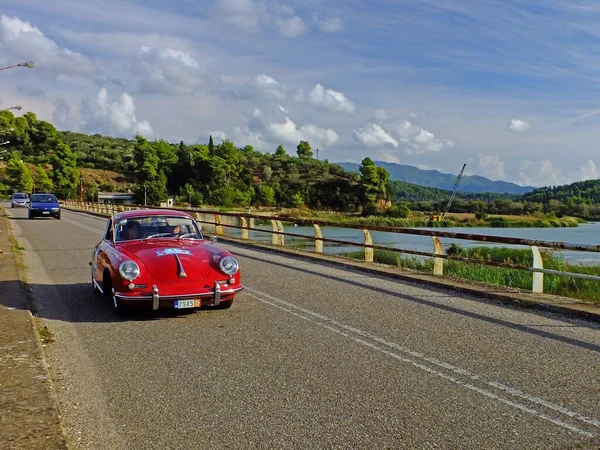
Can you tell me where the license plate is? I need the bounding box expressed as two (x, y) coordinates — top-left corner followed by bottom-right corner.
(174, 299), (201, 309)
(42, 211), (50, 214)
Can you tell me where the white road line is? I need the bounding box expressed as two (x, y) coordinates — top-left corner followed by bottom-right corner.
(51, 214), (600, 436)
(244, 286), (598, 437)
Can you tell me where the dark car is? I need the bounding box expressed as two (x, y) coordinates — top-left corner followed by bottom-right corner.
(11, 192), (30, 208)
(29, 193), (61, 219)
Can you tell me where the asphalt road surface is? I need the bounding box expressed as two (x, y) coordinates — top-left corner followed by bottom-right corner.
(5, 205), (600, 449)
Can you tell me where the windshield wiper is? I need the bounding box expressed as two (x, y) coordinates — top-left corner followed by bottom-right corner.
(144, 233), (172, 240)
(177, 233), (198, 240)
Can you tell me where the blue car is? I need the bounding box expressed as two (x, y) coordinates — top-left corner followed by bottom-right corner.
(29, 193), (61, 219)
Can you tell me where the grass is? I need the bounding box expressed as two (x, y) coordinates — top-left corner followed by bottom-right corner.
(34, 317), (56, 344)
(343, 245), (600, 304)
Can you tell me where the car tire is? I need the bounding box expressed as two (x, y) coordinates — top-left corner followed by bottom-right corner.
(28, 213), (33, 219)
(215, 299), (234, 309)
(56, 214), (61, 220)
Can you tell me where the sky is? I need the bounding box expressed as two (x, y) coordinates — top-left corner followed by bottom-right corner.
(1, 0), (600, 187)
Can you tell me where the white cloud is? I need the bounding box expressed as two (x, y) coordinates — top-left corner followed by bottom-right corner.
(395, 121), (452, 154)
(277, 16), (306, 38)
(315, 17), (344, 33)
(378, 151), (401, 163)
(374, 109), (389, 120)
(131, 46), (205, 94)
(518, 160), (564, 186)
(478, 154), (505, 180)
(299, 124), (339, 147)
(265, 117), (339, 147)
(353, 124), (398, 148)
(278, 104), (288, 114)
(80, 88), (154, 138)
(0, 15), (94, 79)
(579, 160), (598, 180)
(215, 0), (264, 30)
(233, 125), (268, 151)
(53, 98), (75, 130)
(307, 83), (355, 113)
(208, 130), (227, 143)
(254, 74), (287, 99)
(508, 119), (531, 132)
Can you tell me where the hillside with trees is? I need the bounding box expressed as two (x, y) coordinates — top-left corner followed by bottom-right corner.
(1, 109), (600, 222)
(339, 161), (535, 194)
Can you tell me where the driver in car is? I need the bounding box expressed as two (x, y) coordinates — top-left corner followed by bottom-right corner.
(123, 221), (142, 240)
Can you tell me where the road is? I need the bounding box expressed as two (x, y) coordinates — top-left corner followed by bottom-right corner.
(5, 205), (600, 449)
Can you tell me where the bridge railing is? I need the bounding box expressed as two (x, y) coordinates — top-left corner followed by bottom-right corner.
(62, 201), (600, 294)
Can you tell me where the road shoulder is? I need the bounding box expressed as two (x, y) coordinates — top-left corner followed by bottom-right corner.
(0, 207), (68, 449)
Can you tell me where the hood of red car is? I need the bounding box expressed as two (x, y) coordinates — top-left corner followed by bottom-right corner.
(118, 240), (211, 282)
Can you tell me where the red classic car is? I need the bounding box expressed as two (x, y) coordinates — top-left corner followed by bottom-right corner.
(91, 209), (243, 314)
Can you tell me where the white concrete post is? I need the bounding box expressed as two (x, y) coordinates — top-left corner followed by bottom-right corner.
(531, 246), (544, 293)
(432, 236), (445, 276)
(313, 224), (323, 253)
(363, 229), (373, 263)
(240, 217), (249, 240)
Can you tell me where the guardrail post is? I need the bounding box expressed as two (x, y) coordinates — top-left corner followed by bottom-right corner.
(313, 224), (323, 253)
(270, 220), (285, 246)
(214, 214), (224, 235)
(531, 246), (544, 293)
(277, 221), (284, 246)
(432, 236), (445, 276)
(240, 217), (249, 240)
(271, 220), (278, 245)
(363, 229), (373, 263)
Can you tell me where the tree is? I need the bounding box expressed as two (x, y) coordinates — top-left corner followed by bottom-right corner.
(50, 141), (79, 198)
(132, 135), (159, 181)
(275, 145), (286, 158)
(257, 184), (276, 206)
(181, 183), (195, 205)
(33, 165), (53, 193)
(208, 135), (214, 155)
(296, 141), (313, 159)
(6, 156), (33, 193)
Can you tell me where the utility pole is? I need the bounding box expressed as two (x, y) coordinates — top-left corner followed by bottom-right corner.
(144, 183), (147, 206)
(316, 148), (319, 161)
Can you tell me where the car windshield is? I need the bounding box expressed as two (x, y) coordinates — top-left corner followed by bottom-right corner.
(13, 193), (28, 199)
(115, 216), (202, 242)
(31, 194), (57, 203)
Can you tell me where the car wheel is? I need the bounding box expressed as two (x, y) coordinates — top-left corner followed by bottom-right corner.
(56, 214), (61, 220)
(28, 213), (33, 219)
(215, 299), (233, 309)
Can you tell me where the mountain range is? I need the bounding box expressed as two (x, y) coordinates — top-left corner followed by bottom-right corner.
(336, 161), (535, 195)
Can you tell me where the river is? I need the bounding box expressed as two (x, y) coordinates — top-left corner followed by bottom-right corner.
(232, 222), (600, 266)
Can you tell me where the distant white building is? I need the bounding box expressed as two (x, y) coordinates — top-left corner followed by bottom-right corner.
(98, 192), (136, 205)
(160, 197), (174, 208)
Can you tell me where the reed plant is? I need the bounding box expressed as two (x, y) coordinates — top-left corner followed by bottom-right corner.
(343, 245), (600, 304)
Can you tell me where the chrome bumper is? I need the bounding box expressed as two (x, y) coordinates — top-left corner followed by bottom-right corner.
(114, 283), (244, 310)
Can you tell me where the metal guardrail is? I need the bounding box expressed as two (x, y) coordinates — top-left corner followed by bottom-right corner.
(62, 201), (600, 294)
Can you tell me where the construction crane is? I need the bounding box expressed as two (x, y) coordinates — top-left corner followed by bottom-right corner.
(431, 163), (466, 222)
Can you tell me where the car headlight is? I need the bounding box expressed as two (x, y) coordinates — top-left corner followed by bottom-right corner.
(119, 260), (140, 280)
(219, 256), (239, 275)
(52, 207), (60, 210)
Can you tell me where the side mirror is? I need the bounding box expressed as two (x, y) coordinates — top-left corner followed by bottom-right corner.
(210, 236), (218, 243)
